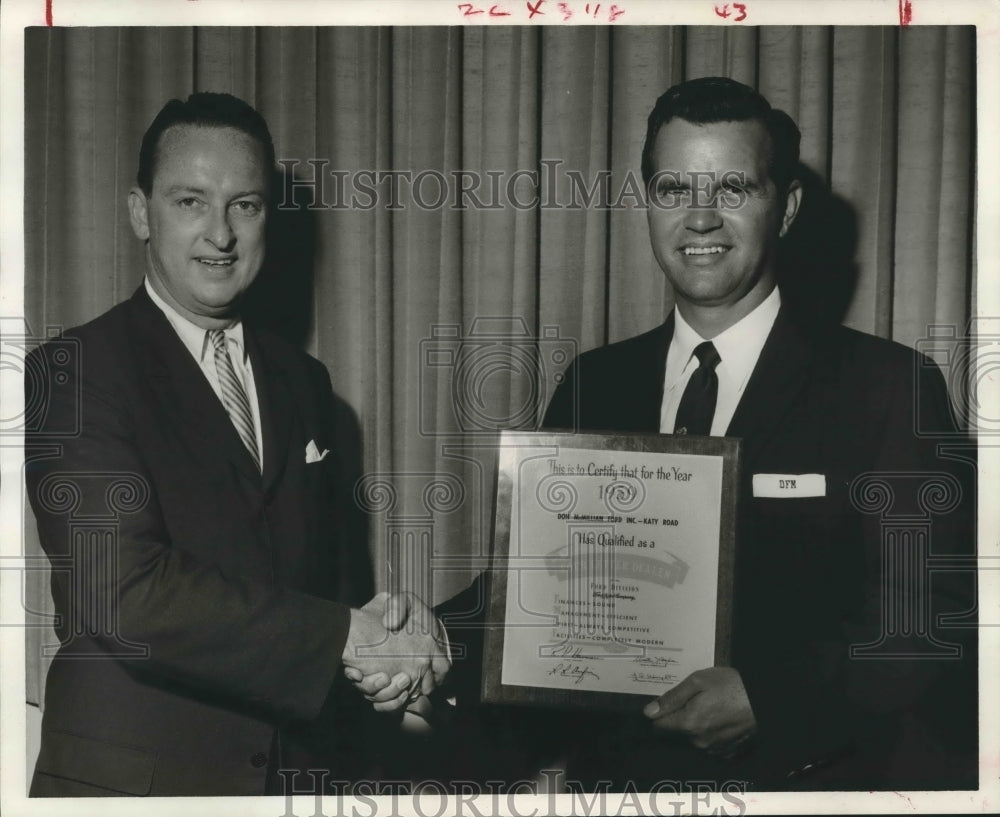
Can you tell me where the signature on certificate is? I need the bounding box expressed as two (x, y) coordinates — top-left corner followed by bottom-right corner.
(629, 671), (678, 684)
(546, 643), (608, 660)
(632, 655), (678, 668)
(548, 662), (600, 685)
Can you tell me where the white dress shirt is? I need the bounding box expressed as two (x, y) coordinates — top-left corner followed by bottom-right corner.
(659, 286), (781, 436)
(145, 278), (264, 468)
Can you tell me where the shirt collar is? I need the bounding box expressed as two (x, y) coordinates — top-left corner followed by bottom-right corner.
(666, 286), (781, 390)
(144, 277), (247, 364)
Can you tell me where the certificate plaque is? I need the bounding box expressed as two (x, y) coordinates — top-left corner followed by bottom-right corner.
(482, 431), (741, 710)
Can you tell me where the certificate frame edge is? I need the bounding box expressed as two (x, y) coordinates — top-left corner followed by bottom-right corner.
(712, 435), (741, 669)
(481, 429), (741, 710)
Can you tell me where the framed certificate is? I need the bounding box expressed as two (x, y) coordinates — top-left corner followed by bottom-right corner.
(482, 431), (741, 711)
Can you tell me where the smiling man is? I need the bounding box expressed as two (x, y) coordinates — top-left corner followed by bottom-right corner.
(645, 116), (800, 335)
(26, 92), (449, 796)
(539, 76), (977, 790)
(130, 123), (270, 328)
(405, 77), (976, 792)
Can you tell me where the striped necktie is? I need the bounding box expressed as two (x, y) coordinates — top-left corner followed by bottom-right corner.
(209, 329), (261, 472)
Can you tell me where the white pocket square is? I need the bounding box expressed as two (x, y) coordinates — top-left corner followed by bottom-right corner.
(305, 439), (329, 463)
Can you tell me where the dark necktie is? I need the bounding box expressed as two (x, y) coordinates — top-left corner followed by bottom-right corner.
(673, 341), (721, 436)
(209, 329), (262, 472)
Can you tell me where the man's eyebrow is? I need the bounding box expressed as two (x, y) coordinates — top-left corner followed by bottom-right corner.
(160, 185), (266, 199)
(162, 185), (207, 196)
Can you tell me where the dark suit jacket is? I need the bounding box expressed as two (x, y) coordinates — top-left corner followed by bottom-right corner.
(439, 306), (976, 791)
(26, 286), (373, 796)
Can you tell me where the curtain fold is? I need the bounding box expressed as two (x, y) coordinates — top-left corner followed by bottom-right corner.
(539, 26), (611, 355)
(758, 27), (832, 178)
(23, 25), (976, 707)
(895, 26), (975, 348)
(831, 27), (898, 336)
(606, 27), (682, 341)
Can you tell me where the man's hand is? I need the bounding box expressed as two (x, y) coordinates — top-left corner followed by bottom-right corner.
(643, 667), (756, 756)
(341, 592), (450, 713)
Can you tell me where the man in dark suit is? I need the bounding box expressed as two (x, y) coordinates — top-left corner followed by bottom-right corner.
(26, 92), (448, 796)
(365, 77), (976, 791)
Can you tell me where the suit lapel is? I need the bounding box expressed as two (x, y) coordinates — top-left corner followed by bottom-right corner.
(726, 306), (816, 467)
(244, 328), (294, 496)
(127, 288), (262, 484)
(624, 315), (674, 433)
(623, 309), (814, 447)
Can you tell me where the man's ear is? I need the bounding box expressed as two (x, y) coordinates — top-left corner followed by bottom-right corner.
(128, 188), (150, 241)
(778, 179), (803, 238)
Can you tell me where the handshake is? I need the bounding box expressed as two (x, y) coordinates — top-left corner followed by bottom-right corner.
(341, 592), (451, 713)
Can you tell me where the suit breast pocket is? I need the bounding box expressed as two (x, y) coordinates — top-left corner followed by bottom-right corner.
(747, 468), (862, 588)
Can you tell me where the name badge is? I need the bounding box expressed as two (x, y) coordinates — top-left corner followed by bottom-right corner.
(752, 473), (826, 498)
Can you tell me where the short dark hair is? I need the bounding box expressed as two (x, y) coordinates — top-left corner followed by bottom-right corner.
(640, 77), (801, 194)
(136, 92), (275, 195)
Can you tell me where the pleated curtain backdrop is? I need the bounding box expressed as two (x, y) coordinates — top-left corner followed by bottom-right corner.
(22, 25), (975, 707)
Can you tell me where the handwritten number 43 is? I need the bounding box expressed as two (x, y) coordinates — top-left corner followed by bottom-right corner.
(714, 3), (748, 21)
